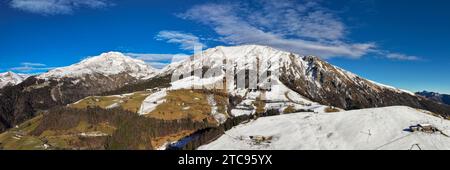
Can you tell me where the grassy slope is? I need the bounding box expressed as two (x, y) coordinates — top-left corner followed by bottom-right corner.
(145, 89), (227, 123)
(70, 91), (151, 113)
(0, 114), (116, 150)
(0, 115), (44, 150)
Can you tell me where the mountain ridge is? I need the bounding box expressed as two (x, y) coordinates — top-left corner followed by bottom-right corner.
(416, 91), (450, 105)
(157, 44), (450, 117)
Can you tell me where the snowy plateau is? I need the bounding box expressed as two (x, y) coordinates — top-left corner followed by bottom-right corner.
(199, 106), (450, 150)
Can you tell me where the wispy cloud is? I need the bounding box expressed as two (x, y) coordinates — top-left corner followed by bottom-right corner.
(10, 62), (55, 73)
(177, 1), (374, 58)
(385, 53), (421, 61)
(9, 0), (112, 15)
(126, 53), (190, 69)
(177, 0), (418, 60)
(155, 31), (206, 51)
(145, 62), (170, 69)
(126, 53), (176, 62)
(20, 62), (47, 67)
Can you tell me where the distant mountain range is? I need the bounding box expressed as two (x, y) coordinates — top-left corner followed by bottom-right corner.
(416, 91), (450, 105)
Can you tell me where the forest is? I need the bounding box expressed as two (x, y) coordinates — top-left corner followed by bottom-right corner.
(31, 106), (212, 149)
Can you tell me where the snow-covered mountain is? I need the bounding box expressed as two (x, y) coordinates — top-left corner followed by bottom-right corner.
(164, 44), (413, 96)
(0, 71), (30, 88)
(159, 45), (450, 117)
(38, 52), (157, 80)
(28, 51), (159, 104)
(199, 106), (450, 150)
(0, 52), (158, 132)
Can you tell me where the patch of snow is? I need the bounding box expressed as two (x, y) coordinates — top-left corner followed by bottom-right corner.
(231, 109), (254, 117)
(170, 75), (224, 90)
(106, 103), (120, 109)
(71, 79), (81, 85)
(79, 131), (109, 137)
(72, 97), (90, 106)
(110, 92), (138, 98)
(207, 94), (227, 124)
(156, 142), (169, 150)
(138, 89), (167, 115)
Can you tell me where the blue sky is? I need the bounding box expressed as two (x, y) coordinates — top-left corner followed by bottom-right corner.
(0, 0), (449, 94)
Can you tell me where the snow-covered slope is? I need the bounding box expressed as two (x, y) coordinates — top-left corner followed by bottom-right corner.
(138, 89), (167, 115)
(199, 106), (450, 150)
(0, 71), (30, 88)
(161, 45), (450, 117)
(38, 52), (157, 80)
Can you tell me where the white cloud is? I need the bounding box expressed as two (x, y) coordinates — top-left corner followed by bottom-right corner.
(245, 0), (346, 41)
(126, 53), (190, 69)
(9, 0), (111, 15)
(385, 53), (421, 61)
(126, 53), (175, 61)
(10, 62), (55, 72)
(177, 1), (374, 58)
(155, 31), (206, 51)
(177, 0), (417, 60)
(145, 62), (171, 69)
(20, 62), (47, 67)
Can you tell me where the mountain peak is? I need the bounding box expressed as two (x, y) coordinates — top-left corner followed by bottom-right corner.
(1, 71), (20, 76)
(0, 71), (30, 88)
(98, 51), (129, 59)
(81, 51), (138, 64)
(38, 52), (158, 80)
(212, 44), (287, 54)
